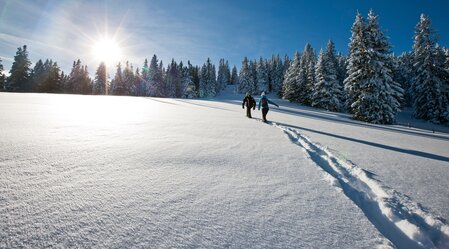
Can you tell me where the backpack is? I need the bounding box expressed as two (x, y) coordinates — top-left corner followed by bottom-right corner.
(261, 97), (268, 107)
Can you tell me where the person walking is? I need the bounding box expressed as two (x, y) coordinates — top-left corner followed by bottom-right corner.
(258, 92), (279, 122)
(242, 92), (256, 118)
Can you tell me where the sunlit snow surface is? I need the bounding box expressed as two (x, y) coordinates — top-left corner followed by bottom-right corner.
(1, 91), (448, 248)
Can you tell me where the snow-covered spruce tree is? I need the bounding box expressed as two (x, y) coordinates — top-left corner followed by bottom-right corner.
(0, 58), (6, 91)
(412, 14), (448, 123)
(181, 62), (195, 98)
(349, 10), (402, 124)
(249, 60), (258, 94)
(230, 65), (239, 85)
(165, 59), (179, 98)
(67, 60), (92, 95)
(256, 57), (269, 93)
(188, 61), (200, 97)
(30, 59), (45, 92)
(282, 51), (301, 101)
(38, 60), (62, 93)
(216, 58), (230, 94)
(199, 58), (216, 98)
(344, 13), (369, 114)
(140, 59), (150, 96)
(6, 45), (32, 92)
(111, 62), (126, 95)
(93, 62), (107, 95)
(304, 44), (317, 106)
(312, 41), (343, 112)
(395, 52), (415, 106)
(238, 57), (253, 94)
(335, 53), (347, 105)
(294, 45), (313, 104)
(148, 55), (164, 97)
(122, 61), (136, 96)
(270, 54), (284, 96)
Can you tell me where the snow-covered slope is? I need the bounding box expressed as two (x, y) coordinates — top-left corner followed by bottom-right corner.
(1, 90), (448, 248)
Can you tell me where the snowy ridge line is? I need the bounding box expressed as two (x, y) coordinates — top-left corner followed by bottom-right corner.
(271, 122), (449, 249)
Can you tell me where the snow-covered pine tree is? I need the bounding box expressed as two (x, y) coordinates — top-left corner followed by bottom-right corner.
(294, 45), (313, 104)
(122, 61), (135, 95)
(412, 14), (448, 123)
(141, 59), (150, 96)
(93, 62), (107, 95)
(249, 59), (258, 94)
(256, 57), (269, 93)
(282, 52), (301, 101)
(66, 59), (92, 94)
(6, 45), (32, 92)
(344, 13), (369, 114)
(270, 54), (284, 97)
(230, 65), (239, 85)
(30, 59), (45, 92)
(181, 62), (195, 98)
(199, 58), (216, 98)
(303, 43), (317, 105)
(312, 41), (343, 112)
(165, 59), (179, 98)
(111, 62), (126, 95)
(216, 58), (229, 94)
(350, 10), (402, 124)
(0, 58), (5, 91)
(335, 53), (347, 106)
(38, 59), (62, 93)
(188, 61), (200, 97)
(238, 57), (253, 94)
(393, 52), (414, 106)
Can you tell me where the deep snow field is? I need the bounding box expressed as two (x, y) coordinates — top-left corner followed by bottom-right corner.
(1, 89), (449, 248)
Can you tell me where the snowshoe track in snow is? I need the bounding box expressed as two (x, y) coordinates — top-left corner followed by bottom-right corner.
(271, 122), (449, 249)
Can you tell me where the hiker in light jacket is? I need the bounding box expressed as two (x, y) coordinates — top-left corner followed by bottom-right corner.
(258, 92), (279, 122)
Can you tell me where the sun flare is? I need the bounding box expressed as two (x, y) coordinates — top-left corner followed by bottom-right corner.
(91, 38), (122, 64)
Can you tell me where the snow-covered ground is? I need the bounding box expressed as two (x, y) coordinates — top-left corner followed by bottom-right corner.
(1, 89), (448, 248)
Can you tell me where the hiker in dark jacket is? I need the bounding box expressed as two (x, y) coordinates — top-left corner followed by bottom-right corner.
(242, 92), (256, 118)
(258, 92), (279, 122)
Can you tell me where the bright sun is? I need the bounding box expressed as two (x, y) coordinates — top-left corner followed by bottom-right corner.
(92, 39), (122, 64)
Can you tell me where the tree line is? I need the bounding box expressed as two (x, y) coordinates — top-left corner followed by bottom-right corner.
(0, 11), (448, 125)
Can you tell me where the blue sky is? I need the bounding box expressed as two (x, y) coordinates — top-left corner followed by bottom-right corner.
(0, 0), (448, 75)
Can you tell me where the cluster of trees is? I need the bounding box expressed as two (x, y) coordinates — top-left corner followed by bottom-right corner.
(235, 11), (448, 124)
(1, 11), (448, 125)
(0, 48), (237, 98)
(238, 54), (287, 96)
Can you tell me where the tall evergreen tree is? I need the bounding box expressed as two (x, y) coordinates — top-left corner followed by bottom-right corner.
(37, 60), (62, 93)
(282, 52), (301, 101)
(347, 10), (402, 124)
(93, 62), (107, 95)
(188, 61), (200, 97)
(216, 58), (230, 93)
(270, 54), (284, 96)
(66, 59), (92, 94)
(302, 43), (316, 105)
(230, 65), (239, 85)
(238, 57), (253, 94)
(256, 57), (269, 93)
(122, 61), (136, 95)
(412, 14), (448, 123)
(344, 13), (369, 113)
(165, 59), (181, 97)
(0, 58), (5, 91)
(312, 41), (343, 111)
(199, 58), (216, 97)
(6, 45), (32, 92)
(141, 59), (150, 96)
(111, 62), (126, 95)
